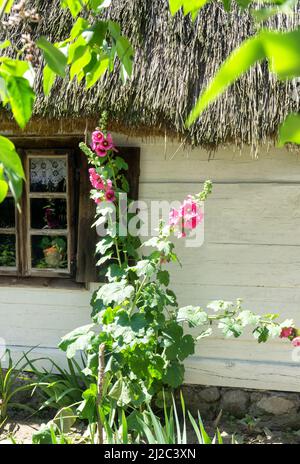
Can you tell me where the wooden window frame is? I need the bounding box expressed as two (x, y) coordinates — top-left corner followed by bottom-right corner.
(0, 193), (18, 276)
(0, 149), (76, 279)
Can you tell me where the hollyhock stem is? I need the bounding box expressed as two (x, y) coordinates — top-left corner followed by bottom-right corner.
(106, 152), (123, 267)
(129, 275), (148, 316)
(107, 152), (118, 190)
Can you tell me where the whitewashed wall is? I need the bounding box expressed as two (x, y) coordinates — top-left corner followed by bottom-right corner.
(1, 134), (300, 391)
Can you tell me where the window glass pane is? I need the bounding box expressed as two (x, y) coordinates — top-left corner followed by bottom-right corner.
(30, 157), (67, 192)
(0, 234), (16, 267)
(31, 235), (68, 270)
(30, 199), (67, 230)
(0, 198), (15, 228)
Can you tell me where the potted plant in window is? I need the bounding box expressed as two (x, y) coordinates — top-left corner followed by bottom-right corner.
(39, 237), (67, 268)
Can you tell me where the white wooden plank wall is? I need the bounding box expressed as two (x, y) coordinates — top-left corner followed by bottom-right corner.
(1, 135), (300, 391)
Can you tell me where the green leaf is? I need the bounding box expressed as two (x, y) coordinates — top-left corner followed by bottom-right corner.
(114, 156), (128, 170)
(222, 0), (231, 11)
(251, 0), (298, 23)
(116, 36), (134, 76)
(108, 21), (121, 40)
(0, 0), (14, 13)
(70, 17), (89, 40)
(163, 361), (184, 388)
(178, 334), (195, 361)
(169, 0), (183, 15)
(83, 21), (108, 46)
(85, 56), (109, 89)
(0, 137), (24, 204)
(70, 48), (92, 81)
(43, 65), (56, 96)
(6, 169), (23, 205)
(0, 179), (8, 203)
(97, 282), (134, 305)
(186, 35), (264, 126)
(169, 0), (209, 16)
(157, 270), (170, 287)
(279, 114), (300, 146)
(236, 0), (252, 8)
(37, 37), (67, 77)
(186, 28), (300, 126)
(32, 423), (56, 444)
(59, 324), (95, 358)
(61, 0), (84, 16)
(6, 76), (35, 128)
(96, 236), (114, 255)
(262, 29), (300, 79)
(130, 313), (147, 332)
(134, 259), (156, 278)
(0, 136), (24, 178)
(0, 40), (10, 50)
(177, 305), (208, 327)
(183, 0), (209, 15)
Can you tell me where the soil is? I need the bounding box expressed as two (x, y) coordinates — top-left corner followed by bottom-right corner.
(1, 413), (300, 444)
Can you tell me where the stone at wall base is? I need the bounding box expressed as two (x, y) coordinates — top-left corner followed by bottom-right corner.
(179, 385), (300, 430)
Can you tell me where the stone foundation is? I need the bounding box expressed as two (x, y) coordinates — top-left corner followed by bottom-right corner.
(181, 385), (300, 430)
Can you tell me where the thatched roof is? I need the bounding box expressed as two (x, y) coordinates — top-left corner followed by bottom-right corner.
(1, 0), (300, 147)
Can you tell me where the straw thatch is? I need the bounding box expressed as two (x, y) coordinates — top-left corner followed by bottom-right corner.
(1, 0), (300, 147)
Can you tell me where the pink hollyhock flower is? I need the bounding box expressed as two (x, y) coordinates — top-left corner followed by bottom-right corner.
(280, 327), (295, 339)
(89, 169), (105, 190)
(99, 133), (115, 151)
(92, 143), (108, 157)
(292, 336), (300, 347)
(105, 189), (116, 202)
(180, 196), (204, 230)
(169, 208), (180, 227)
(92, 130), (105, 144)
(105, 179), (113, 190)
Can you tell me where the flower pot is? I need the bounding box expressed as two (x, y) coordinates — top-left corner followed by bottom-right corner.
(43, 246), (62, 268)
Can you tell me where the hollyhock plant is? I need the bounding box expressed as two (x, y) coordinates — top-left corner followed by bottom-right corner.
(59, 126), (300, 425)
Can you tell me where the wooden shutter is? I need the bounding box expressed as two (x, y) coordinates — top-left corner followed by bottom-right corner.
(76, 147), (140, 283)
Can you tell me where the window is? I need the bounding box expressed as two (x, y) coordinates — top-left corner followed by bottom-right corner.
(0, 142), (140, 284)
(0, 149), (75, 278)
(0, 196), (17, 272)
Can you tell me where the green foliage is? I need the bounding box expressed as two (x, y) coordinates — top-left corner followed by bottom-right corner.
(0, 136), (25, 205)
(0, 1), (133, 205)
(186, 28), (300, 127)
(175, 0), (300, 147)
(0, 0), (14, 15)
(27, 356), (91, 413)
(279, 113), (300, 146)
(36, 37), (67, 77)
(0, 58), (35, 128)
(0, 237), (15, 267)
(38, 13), (134, 95)
(32, 392), (228, 444)
(0, 350), (35, 425)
